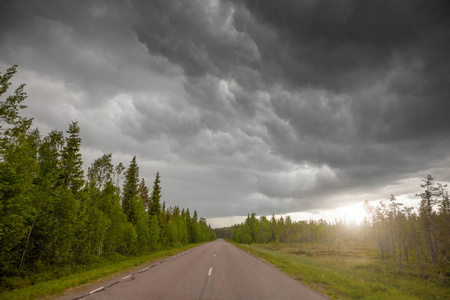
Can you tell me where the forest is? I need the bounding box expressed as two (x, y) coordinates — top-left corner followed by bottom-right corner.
(216, 175), (450, 280)
(0, 65), (215, 291)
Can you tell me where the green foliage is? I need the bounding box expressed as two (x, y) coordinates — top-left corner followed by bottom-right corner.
(148, 215), (161, 250)
(134, 196), (150, 251)
(0, 65), (38, 275)
(139, 178), (151, 211)
(61, 122), (84, 192)
(87, 153), (114, 192)
(122, 156), (139, 223)
(0, 243), (203, 300)
(149, 171), (161, 217)
(236, 243), (450, 300)
(0, 66), (216, 294)
(0, 65), (33, 139)
(227, 175), (450, 290)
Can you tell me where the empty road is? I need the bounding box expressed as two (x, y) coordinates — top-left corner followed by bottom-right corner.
(63, 239), (328, 300)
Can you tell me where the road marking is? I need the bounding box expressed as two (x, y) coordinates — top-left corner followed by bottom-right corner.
(122, 275), (132, 280)
(208, 267), (212, 276)
(214, 254), (216, 257)
(142, 267), (149, 271)
(89, 287), (104, 294)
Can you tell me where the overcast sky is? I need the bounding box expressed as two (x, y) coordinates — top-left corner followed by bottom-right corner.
(1, 0), (449, 227)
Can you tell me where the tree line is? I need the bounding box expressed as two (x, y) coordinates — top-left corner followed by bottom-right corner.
(218, 176), (449, 276)
(0, 65), (215, 283)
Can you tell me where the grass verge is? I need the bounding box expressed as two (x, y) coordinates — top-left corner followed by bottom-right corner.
(0, 243), (204, 300)
(232, 242), (449, 300)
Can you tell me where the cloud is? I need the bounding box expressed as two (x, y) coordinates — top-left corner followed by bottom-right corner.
(1, 0), (449, 224)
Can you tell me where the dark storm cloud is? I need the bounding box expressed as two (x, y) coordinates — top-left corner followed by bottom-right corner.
(225, 0), (450, 182)
(230, 0), (450, 89)
(1, 0), (449, 223)
(128, 0), (260, 79)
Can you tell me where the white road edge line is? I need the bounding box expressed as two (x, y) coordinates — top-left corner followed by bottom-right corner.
(208, 267), (212, 276)
(143, 267), (149, 271)
(122, 275), (132, 280)
(89, 287), (104, 294)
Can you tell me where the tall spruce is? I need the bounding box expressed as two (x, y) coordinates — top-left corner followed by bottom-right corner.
(122, 156), (139, 223)
(61, 121), (84, 192)
(149, 172), (162, 217)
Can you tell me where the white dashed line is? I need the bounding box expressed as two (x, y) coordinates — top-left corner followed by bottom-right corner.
(208, 267), (212, 276)
(89, 287), (104, 294)
(122, 275), (132, 280)
(142, 267), (149, 271)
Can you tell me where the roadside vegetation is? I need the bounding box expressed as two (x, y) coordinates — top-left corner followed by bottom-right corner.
(234, 242), (449, 300)
(0, 66), (215, 297)
(217, 176), (450, 299)
(0, 243), (204, 300)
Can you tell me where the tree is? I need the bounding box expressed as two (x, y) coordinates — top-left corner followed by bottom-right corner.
(97, 182), (128, 254)
(134, 196), (150, 251)
(139, 178), (151, 212)
(0, 65), (33, 140)
(88, 153), (114, 193)
(418, 175), (440, 266)
(0, 65), (37, 273)
(148, 214), (160, 250)
(185, 208), (193, 242)
(122, 156), (139, 223)
(149, 172), (162, 217)
(258, 216), (271, 243)
(0, 65), (218, 287)
(60, 122), (84, 192)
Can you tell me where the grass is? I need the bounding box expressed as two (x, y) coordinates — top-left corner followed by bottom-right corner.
(0, 243), (204, 300)
(233, 242), (450, 300)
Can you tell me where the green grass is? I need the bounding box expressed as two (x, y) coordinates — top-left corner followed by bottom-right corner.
(0, 243), (204, 300)
(233, 242), (450, 300)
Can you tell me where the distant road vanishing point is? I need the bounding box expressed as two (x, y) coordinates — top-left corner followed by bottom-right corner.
(62, 239), (328, 300)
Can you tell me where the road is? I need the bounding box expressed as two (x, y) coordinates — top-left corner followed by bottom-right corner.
(62, 239), (328, 300)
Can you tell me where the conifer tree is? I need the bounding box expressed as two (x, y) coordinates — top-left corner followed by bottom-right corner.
(418, 175), (440, 266)
(149, 172), (162, 217)
(185, 208), (193, 242)
(61, 122), (84, 192)
(122, 156), (139, 223)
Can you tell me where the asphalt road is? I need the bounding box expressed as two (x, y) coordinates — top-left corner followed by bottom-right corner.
(62, 239), (328, 300)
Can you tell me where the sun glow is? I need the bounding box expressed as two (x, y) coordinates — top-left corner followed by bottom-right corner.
(334, 203), (368, 225)
(284, 203), (369, 227)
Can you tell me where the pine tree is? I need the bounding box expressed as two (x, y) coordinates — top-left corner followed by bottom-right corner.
(418, 175), (440, 266)
(185, 208), (193, 243)
(61, 122), (84, 192)
(122, 156), (139, 223)
(149, 172), (162, 217)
